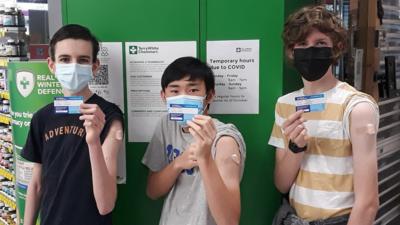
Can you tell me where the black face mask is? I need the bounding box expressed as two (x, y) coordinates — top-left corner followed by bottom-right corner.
(293, 47), (333, 82)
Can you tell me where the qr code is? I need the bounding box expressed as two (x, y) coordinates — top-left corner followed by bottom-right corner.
(90, 65), (109, 85)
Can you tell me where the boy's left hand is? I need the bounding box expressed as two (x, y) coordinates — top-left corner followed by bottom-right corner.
(79, 103), (106, 146)
(187, 115), (217, 160)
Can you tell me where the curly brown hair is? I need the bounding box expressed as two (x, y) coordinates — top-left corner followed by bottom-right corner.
(283, 5), (348, 63)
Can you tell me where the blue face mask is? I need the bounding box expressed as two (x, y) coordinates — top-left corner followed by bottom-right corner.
(55, 63), (93, 93)
(166, 95), (206, 126)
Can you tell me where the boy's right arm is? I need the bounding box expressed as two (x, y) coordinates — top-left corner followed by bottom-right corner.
(274, 148), (305, 193)
(274, 110), (307, 193)
(23, 163), (42, 225)
(146, 149), (197, 199)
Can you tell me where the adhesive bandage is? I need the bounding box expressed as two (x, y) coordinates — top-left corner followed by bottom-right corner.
(115, 130), (123, 140)
(231, 154), (240, 165)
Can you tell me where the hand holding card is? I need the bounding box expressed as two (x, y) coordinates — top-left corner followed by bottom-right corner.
(79, 103), (106, 146)
(282, 110), (308, 151)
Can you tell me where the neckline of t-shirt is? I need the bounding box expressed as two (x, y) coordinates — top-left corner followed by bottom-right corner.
(300, 81), (343, 96)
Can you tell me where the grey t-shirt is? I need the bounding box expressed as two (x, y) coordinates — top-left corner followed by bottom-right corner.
(142, 114), (246, 225)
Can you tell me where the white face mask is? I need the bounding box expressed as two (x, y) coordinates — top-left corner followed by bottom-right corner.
(55, 63), (93, 94)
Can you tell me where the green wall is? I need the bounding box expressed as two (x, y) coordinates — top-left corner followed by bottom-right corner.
(61, 0), (311, 224)
(202, 1), (283, 223)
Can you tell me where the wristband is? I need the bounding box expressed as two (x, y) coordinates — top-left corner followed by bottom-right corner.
(288, 140), (307, 153)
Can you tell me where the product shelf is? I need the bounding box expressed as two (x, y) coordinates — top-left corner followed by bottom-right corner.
(0, 57), (28, 67)
(0, 114), (10, 125)
(0, 91), (9, 100)
(0, 26), (26, 32)
(0, 142), (12, 153)
(0, 167), (13, 182)
(0, 217), (8, 225)
(0, 192), (15, 210)
(0, 6), (27, 225)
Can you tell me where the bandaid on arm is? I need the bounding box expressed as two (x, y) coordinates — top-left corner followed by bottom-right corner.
(221, 153), (241, 166)
(115, 130), (123, 140)
(231, 154), (240, 165)
(355, 123), (376, 135)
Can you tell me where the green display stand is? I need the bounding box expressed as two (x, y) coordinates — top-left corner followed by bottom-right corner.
(8, 61), (61, 225)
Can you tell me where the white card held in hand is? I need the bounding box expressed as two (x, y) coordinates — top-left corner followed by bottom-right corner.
(295, 93), (326, 113)
(54, 96), (84, 114)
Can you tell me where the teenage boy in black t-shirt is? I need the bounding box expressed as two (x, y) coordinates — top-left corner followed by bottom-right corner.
(21, 24), (124, 225)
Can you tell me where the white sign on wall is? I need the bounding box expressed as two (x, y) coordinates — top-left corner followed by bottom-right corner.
(125, 41), (197, 142)
(207, 40), (259, 114)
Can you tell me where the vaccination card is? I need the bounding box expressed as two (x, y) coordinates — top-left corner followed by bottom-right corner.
(54, 96), (84, 114)
(168, 103), (200, 121)
(295, 93), (326, 113)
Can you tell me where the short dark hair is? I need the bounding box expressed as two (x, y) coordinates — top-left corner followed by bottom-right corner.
(161, 57), (215, 94)
(49, 24), (99, 63)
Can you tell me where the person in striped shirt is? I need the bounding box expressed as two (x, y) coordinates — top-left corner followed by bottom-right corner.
(269, 5), (379, 225)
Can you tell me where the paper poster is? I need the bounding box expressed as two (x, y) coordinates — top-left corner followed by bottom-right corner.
(125, 41), (196, 142)
(207, 40), (259, 114)
(90, 42), (126, 183)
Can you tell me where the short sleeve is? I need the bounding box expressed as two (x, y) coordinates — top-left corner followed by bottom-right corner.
(212, 122), (246, 178)
(343, 95), (379, 140)
(21, 113), (43, 163)
(268, 101), (288, 150)
(142, 118), (168, 172)
(100, 105), (124, 143)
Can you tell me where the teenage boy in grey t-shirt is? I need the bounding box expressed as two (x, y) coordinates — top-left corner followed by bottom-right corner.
(142, 57), (246, 225)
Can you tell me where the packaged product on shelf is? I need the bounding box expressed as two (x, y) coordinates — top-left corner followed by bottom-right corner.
(0, 125), (5, 137)
(3, 8), (14, 27)
(2, 99), (9, 113)
(0, 44), (6, 58)
(5, 131), (12, 143)
(10, 213), (17, 224)
(9, 6), (17, 26)
(1, 206), (9, 220)
(0, 4), (4, 26)
(5, 39), (17, 57)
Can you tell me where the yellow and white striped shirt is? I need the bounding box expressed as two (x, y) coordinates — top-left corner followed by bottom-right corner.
(268, 82), (379, 221)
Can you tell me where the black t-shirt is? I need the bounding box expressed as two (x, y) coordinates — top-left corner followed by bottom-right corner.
(22, 94), (123, 225)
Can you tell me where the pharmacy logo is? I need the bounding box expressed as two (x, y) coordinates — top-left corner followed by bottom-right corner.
(129, 46), (138, 55)
(16, 71), (35, 97)
(236, 47), (252, 53)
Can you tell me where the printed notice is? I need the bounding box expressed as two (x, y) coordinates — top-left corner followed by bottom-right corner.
(207, 40), (259, 114)
(91, 42), (125, 111)
(125, 41), (196, 142)
(90, 42), (126, 183)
